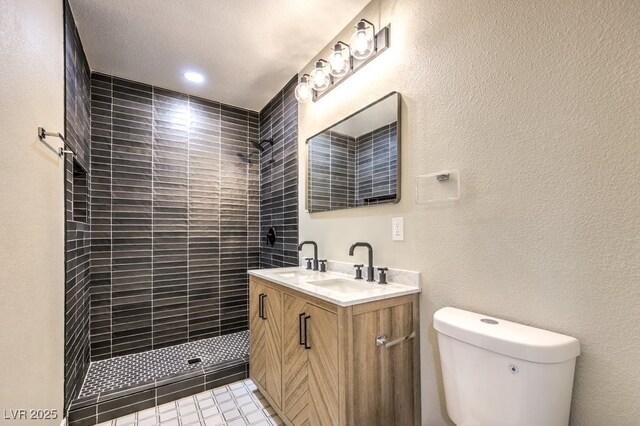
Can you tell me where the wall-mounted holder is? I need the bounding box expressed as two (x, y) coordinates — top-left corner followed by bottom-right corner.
(415, 169), (461, 203)
(38, 127), (87, 173)
(312, 24), (390, 102)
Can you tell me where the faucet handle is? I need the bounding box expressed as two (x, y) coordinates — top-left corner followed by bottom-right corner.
(354, 264), (364, 280)
(319, 259), (327, 272)
(304, 257), (313, 270)
(377, 267), (389, 284)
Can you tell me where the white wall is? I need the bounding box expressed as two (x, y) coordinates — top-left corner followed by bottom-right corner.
(0, 0), (65, 424)
(298, 0), (640, 424)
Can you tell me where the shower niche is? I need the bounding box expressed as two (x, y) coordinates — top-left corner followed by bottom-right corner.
(72, 159), (88, 223)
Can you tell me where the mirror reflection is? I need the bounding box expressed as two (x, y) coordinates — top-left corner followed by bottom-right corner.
(307, 92), (400, 213)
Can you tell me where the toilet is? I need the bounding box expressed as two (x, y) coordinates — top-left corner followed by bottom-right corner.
(434, 307), (580, 426)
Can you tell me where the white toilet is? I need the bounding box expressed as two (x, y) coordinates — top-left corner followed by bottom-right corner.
(434, 307), (580, 426)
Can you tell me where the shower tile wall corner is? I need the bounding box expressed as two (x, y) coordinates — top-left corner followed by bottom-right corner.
(307, 122), (397, 212)
(89, 75), (261, 360)
(259, 76), (299, 268)
(64, 0), (91, 411)
(308, 131), (356, 212)
(355, 121), (398, 204)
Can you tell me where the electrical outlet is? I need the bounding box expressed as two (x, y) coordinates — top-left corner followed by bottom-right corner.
(392, 217), (404, 241)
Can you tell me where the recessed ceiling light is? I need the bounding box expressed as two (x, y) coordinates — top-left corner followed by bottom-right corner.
(183, 71), (205, 84)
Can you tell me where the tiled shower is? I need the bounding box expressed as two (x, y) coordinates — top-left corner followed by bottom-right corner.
(63, 3), (298, 423)
(88, 74), (261, 360)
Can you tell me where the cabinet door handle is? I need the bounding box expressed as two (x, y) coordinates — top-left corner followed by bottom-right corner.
(258, 293), (267, 319)
(303, 315), (311, 349)
(261, 294), (268, 320)
(299, 312), (306, 345)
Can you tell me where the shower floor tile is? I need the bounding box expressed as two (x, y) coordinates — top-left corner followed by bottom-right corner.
(96, 379), (282, 426)
(80, 331), (249, 398)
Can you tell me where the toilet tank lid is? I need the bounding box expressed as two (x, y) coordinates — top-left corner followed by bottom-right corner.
(433, 307), (580, 363)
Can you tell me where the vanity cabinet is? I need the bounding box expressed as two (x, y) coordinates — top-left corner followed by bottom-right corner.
(249, 276), (420, 426)
(249, 279), (282, 408)
(282, 294), (339, 425)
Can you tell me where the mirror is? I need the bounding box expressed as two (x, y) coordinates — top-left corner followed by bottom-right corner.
(306, 92), (400, 213)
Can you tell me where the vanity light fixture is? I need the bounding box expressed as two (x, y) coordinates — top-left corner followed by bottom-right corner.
(294, 74), (313, 103)
(296, 18), (390, 103)
(328, 41), (352, 77)
(350, 19), (376, 60)
(310, 59), (330, 92)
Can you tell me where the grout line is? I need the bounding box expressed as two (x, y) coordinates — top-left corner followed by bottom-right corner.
(151, 85), (155, 349)
(217, 103), (221, 337)
(187, 94), (191, 342)
(109, 74), (113, 360)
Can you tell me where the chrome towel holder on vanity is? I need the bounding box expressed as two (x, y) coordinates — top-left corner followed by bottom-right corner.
(38, 127), (87, 172)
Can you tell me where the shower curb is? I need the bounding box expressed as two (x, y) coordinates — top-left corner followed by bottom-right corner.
(67, 356), (249, 425)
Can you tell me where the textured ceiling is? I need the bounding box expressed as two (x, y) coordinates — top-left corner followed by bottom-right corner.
(68, 0), (371, 111)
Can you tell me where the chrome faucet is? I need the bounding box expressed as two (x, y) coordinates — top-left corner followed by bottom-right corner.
(349, 242), (375, 282)
(298, 241), (319, 271)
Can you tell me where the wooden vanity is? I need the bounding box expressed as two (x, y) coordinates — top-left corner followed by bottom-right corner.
(249, 272), (420, 426)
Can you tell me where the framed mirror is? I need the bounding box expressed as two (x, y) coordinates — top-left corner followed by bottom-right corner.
(306, 92), (400, 213)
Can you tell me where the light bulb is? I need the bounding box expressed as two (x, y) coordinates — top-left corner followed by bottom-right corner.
(355, 31), (368, 53)
(331, 52), (344, 71)
(310, 60), (329, 91)
(329, 42), (351, 78)
(350, 20), (375, 60)
(295, 74), (313, 103)
(314, 70), (326, 86)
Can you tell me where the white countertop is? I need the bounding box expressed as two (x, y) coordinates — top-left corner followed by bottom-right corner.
(248, 266), (421, 307)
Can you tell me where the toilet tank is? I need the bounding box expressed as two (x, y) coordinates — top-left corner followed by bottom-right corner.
(434, 307), (580, 426)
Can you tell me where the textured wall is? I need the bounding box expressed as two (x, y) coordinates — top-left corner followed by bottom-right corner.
(298, 0), (640, 424)
(0, 0), (65, 423)
(64, 0), (92, 410)
(259, 76), (299, 268)
(89, 74), (260, 360)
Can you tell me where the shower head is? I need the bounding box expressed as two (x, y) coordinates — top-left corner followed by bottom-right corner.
(250, 139), (274, 153)
(251, 140), (265, 152)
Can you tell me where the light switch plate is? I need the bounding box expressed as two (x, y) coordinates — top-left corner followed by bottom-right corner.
(392, 217), (404, 241)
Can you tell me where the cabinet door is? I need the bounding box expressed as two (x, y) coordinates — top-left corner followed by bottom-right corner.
(249, 280), (266, 388)
(263, 285), (283, 409)
(352, 301), (415, 425)
(283, 295), (309, 425)
(307, 304), (339, 426)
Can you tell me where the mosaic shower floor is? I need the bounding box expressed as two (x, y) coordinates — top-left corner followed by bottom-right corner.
(95, 379), (282, 426)
(80, 331), (249, 398)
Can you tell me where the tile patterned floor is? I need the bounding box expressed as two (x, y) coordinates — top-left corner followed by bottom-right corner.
(81, 331), (249, 398)
(95, 379), (282, 426)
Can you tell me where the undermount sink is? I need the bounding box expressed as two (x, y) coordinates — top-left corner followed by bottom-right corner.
(274, 270), (317, 279)
(306, 278), (371, 294)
